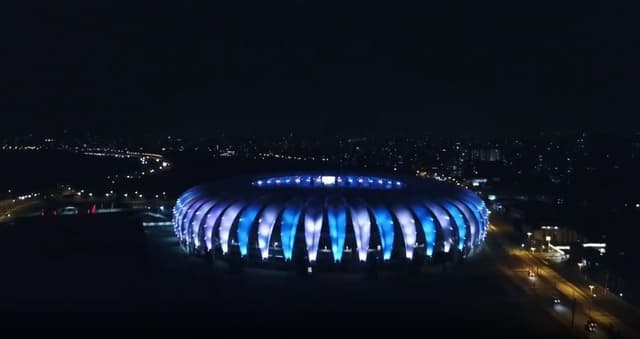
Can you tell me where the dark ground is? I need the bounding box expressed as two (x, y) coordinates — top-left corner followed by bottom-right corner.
(0, 215), (573, 338)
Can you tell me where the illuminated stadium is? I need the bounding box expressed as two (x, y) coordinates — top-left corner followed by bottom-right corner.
(173, 173), (489, 268)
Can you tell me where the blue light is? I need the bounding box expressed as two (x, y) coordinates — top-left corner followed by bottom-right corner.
(203, 201), (231, 250)
(451, 200), (480, 249)
(252, 175), (405, 190)
(423, 201), (453, 253)
(391, 205), (417, 259)
(237, 202), (263, 256)
(257, 204), (281, 259)
(411, 203), (436, 257)
(304, 205), (323, 262)
(371, 205), (395, 260)
(327, 202), (347, 262)
(175, 173), (486, 265)
(189, 200), (219, 249)
(280, 202), (303, 261)
(181, 199), (207, 245)
(219, 202), (245, 254)
(350, 202), (371, 262)
(441, 201), (467, 252)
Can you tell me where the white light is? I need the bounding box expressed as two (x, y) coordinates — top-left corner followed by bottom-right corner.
(583, 243), (606, 248)
(321, 176), (336, 185)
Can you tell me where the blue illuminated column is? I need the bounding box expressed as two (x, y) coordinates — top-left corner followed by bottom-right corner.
(203, 201), (231, 250)
(189, 200), (219, 249)
(423, 201), (453, 253)
(173, 192), (196, 238)
(236, 202), (263, 257)
(460, 198), (483, 246)
(280, 202), (303, 261)
(440, 201), (467, 252)
(257, 204), (281, 259)
(410, 203), (437, 257)
(391, 205), (417, 259)
(218, 202), (245, 254)
(460, 193), (487, 243)
(175, 194), (200, 240)
(370, 205), (394, 260)
(479, 203), (490, 240)
(327, 201), (347, 262)
(463, 192), (489, 240)
(181, 199), (207, 246)
(350, 203), (372, 262)
(448, 200), (478, 251)
(304, 204), (323, 262)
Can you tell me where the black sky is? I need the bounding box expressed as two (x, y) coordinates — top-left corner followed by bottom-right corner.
(2, 2), (639, 136)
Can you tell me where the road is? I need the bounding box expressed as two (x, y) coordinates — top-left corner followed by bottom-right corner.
(489, 217), (639, 339)
(0, 199), (42, 224)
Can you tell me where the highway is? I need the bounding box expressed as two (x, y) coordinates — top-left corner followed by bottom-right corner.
(0, 199), (43, 224)
(489, 217), (639, 339)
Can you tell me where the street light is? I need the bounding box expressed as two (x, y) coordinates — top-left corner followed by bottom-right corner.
(588, 285), (595, 318)
(545, 235), (551, 251)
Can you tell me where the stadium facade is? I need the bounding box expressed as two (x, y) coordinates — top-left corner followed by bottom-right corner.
(173, 174), (489, 265)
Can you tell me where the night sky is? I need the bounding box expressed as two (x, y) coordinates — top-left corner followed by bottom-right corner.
(2, 2), (638, 136)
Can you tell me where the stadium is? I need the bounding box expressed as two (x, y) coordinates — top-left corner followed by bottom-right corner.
(173, 173), (489, 268)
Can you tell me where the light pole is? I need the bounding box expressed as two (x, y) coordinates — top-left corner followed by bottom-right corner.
(571, 289), (576, 328)
(545, 235), (551, 253)
(588, 284), (595, 318)
(527, 232), (532, 248)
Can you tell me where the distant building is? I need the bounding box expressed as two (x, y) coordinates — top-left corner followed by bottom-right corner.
(533, 226), (580, 245)
(471, 148), (502, 162)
